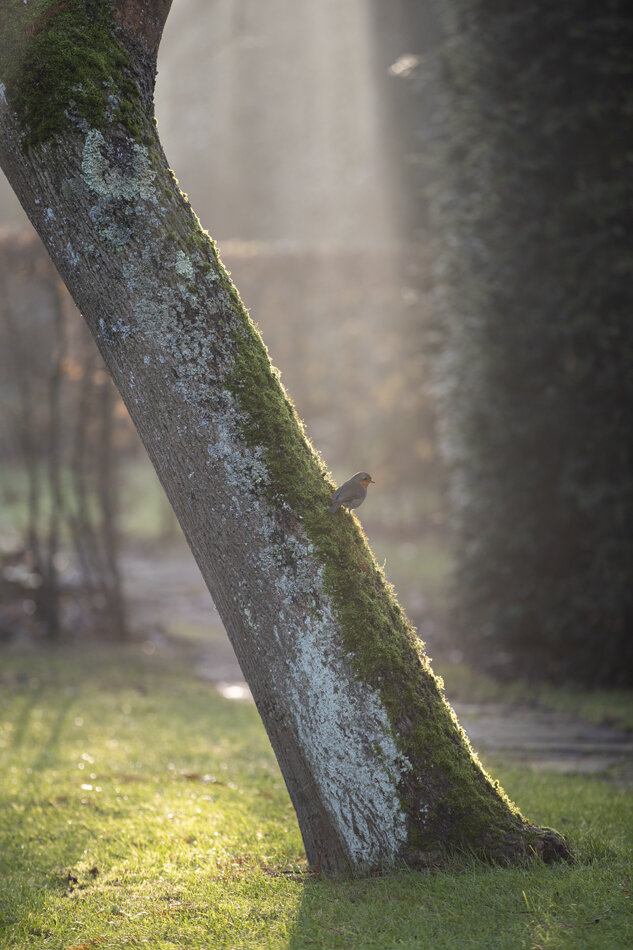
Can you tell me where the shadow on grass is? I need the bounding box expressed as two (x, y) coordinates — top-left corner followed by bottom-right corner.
(0, 690), (104, 942)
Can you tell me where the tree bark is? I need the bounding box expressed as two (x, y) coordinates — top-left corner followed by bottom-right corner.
(0, 0), (571, 872)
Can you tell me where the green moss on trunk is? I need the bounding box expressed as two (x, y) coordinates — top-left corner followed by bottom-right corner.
(0, 0), (141, 149)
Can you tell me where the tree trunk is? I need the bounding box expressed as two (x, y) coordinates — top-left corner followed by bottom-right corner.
(41, 268), (66, 639)
(0, 0), (570, 872)
(0, 257), (43, 569)
(96, 377), (128, 639)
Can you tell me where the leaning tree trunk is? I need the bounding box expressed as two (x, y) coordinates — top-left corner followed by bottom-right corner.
(0, 0), (570, 872)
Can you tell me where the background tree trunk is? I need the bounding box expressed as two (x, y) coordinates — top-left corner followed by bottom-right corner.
(0, 0), (570, 871)
(0, 229), (129, 639)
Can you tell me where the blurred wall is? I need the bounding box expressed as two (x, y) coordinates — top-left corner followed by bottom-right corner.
(155, 0), (396, 246)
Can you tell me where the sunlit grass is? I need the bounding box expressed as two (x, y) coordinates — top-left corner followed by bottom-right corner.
(1, 645), (632, 949)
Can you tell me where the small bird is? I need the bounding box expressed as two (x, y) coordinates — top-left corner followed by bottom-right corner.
(328, 472), (375, 513)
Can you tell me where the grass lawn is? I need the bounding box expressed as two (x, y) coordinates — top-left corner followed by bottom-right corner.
(0, 644), (631, 950)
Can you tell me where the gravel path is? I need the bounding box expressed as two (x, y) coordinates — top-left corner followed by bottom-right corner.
(123, 547), (633, 782)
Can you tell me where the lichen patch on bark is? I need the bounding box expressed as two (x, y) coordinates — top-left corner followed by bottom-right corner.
(288, 612), (411, 865)
(82, 129), (156, 200)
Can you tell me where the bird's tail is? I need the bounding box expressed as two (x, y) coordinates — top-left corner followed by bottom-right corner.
(327, 502), (340, 514)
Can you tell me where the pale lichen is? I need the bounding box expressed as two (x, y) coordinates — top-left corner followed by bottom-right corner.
(289, 612), (411, 864)
(174, 249), (195, 282)
(81, 129), (156, 201)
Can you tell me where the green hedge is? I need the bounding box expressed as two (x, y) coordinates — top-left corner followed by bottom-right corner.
(434, 1), (633, 685)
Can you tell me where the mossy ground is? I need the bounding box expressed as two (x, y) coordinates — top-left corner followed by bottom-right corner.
(1, 644), (631, 949)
